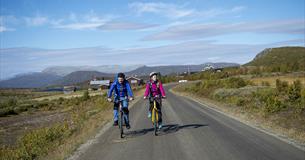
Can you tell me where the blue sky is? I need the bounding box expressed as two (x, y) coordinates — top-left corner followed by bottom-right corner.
(0, 0), (304, 79)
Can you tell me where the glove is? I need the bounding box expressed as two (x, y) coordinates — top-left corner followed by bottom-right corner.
(107, 98), (112, 102)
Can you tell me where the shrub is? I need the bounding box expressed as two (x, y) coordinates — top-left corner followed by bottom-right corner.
(261, 81), (270, 86)
(288, 80), (302, 102)
(11, 123), (72, 159)
(82, 91), (90, 101)
(58, 97), (64, 104)
(0, 107), (16, 117)
(223, 77), (247, 88)
(264, 95), (284, 113)
(276, 79), (288, 93)
(13, 104), (30, 113)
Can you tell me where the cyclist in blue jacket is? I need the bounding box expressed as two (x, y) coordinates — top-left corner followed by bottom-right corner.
(107, 73), (134, 129)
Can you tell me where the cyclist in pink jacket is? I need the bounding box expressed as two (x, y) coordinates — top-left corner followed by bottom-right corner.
(144, 72), (166, 129)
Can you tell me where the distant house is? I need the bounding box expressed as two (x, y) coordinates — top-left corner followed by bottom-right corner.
(126, 76), (144, 86)
(202, 65), (215, 71)
(202, 65), (223, 73)
(63, 86), (76, 94)
(89, 79), (111, 90)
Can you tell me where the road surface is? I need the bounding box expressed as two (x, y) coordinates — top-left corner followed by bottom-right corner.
(71, 84), (305, 160)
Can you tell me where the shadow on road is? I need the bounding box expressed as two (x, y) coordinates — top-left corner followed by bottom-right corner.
(124, 123), (208, 138)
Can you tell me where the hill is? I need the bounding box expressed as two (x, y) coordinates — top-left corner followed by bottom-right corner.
(245, 46), (305, 72)
(0, 73), (62, 88)
(50, 71), (114, 86)
(126, 63), (239, 76)
(42, 65), (144, 76)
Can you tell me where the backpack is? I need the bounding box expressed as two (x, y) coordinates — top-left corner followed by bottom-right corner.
(148, 80), (160, 97)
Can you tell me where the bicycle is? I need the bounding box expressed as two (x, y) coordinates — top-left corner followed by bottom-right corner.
(108, 97), (131, 138)
(149, 96), (165, 136)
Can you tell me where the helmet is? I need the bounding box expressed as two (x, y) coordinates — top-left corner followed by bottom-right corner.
(149, 72), (158, 77)
(117, 72), (125, 79)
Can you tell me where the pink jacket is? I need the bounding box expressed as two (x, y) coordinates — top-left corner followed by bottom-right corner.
(144, 80), (166, 97)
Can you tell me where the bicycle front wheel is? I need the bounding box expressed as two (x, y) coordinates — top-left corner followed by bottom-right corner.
(119, 111), (124, 138)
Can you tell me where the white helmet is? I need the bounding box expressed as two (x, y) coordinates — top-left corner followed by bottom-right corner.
(149, 72), (158, 77)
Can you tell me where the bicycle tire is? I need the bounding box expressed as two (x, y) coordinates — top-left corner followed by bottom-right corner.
(154, 100), (158, 136)
(120, 111), (123, 138)
(118, 102), (124, 138)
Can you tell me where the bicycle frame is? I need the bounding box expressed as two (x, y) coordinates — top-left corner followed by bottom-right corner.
(151, 97), (159, 136)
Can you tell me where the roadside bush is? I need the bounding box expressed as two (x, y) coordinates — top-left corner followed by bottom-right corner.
(58, 97), (64, 104)
(223, 77), (248, 88)
(0, 107), (16, 116)
(0, 98), (17, 109)
(228, 96), (247, 106)
(261, 81), (270, 86)
(82, 91), (90, 101)
(264, 95), (284, 113)
(288, 80), (302, 102)
(202, 79), (222, 89)
(13, 104), (30, 113)
(276, 79), (288, 93)
(3, 123), (72, 160)
(252, 88), (286, 114)
(34, 101), (49, 109)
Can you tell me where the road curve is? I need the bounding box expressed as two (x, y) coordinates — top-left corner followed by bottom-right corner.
(70, 84), (305, 160)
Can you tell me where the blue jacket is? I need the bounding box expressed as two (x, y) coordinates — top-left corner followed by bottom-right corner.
(107, 80), (133, 99)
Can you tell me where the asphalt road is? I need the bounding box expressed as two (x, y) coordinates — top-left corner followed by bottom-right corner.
(71, 84), (305, 160)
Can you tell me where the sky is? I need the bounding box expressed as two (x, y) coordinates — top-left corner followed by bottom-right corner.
(0, 0), (304, 79)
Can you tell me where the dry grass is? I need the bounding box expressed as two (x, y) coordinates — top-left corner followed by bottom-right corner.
(249, 73), (305, 87)
(0, 87), (146, 160)
(33, 90), (105, 101)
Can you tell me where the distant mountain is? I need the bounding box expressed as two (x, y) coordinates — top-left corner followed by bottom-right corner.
(0, 72), (62, 88)
(245, 46), (305, 71)
(0, 63), (239, 88)
(42, 65), (144, 76)
(50, 71), (114, 86)
(126, 63), (239, 76)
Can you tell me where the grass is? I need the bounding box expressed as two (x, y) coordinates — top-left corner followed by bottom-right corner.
(0, 91), (112, 160)
(0, 86), (145, 160)
(249, 73), (305, 87)
(0, 89), (107, 117)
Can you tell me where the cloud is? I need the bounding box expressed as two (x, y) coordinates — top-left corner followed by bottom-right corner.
(1, 38), (303, 79)
(128, 2), (246, 19)
(98, 21), (158, 30)
(52, 11), (111, 30)
(129, 2), (195, 19)
(143, 19), (305, 41)
(0, 15), (18, 32)
(52, 11), (158, 31)
(0, 25), (15, 32)
(24, 15), (48, 26)
(54, 22), (103, 30)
